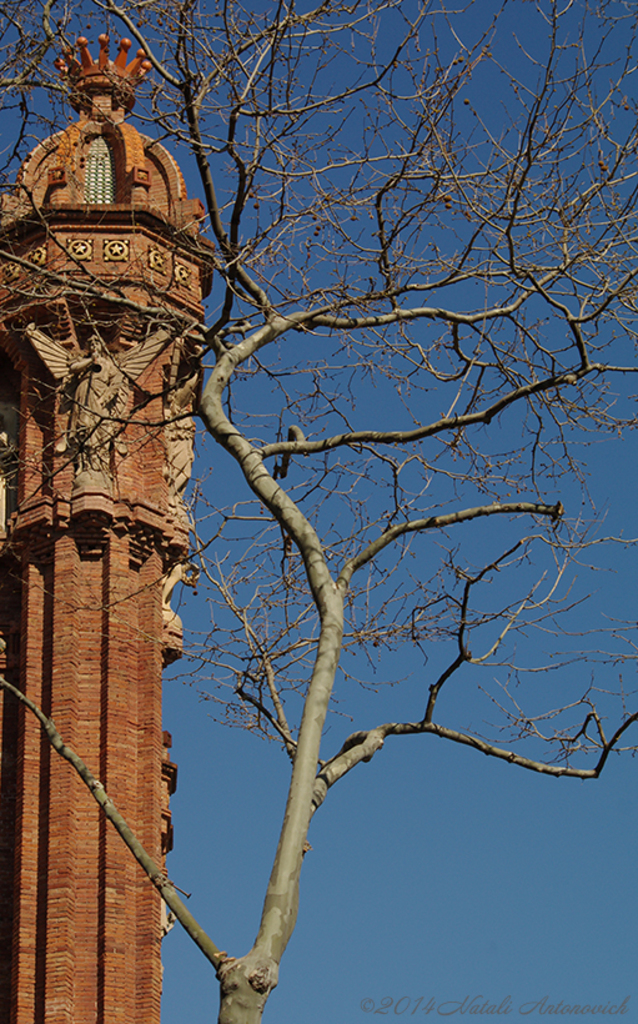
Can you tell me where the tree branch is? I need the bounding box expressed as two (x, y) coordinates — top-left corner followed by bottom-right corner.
(310, 712), (638, 817)
(338, 501), (564, 587)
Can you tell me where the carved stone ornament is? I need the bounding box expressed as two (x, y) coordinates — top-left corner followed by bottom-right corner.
(148, 248), (166, 272)
(2, 263), (21, 284)
(0, 412), (18, 531)
(163, 335), (201, 527)
(103, 239), (129, 262)
(164, 373), (197, 522)
(174, 262), (191, 286)
(48, 166), (67, 185)
(162, 559), (199, 650)
(0, 429), (10, 531)
(28, 246), (47, 267)
(132, 166), (151, 186)
(24, 321), (172, 491)
(68, 239), (93, 261)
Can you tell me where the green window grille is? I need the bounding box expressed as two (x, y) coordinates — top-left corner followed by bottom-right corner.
(85, 137), (115, 203)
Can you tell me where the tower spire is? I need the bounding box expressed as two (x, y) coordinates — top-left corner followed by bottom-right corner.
(54, 34), (152, 120)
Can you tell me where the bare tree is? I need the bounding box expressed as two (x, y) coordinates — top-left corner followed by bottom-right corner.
(2, 0), (638, 1021)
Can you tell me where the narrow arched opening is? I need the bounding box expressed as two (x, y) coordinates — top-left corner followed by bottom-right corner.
(85, 136), (115, 203)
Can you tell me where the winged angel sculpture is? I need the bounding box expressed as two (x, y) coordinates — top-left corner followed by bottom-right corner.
(25, 322), (171, 489)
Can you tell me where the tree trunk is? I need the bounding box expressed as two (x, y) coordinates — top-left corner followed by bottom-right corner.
(217, 952), (279, 1024)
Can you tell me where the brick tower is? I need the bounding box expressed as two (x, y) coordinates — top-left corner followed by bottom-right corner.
(0, 35), (213, 1024)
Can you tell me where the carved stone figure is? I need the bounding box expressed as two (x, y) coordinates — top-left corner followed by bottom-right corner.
(63, 336), (126, 480)
(0, 421), (9, 529)
(161, 559), (199, 635)
(163, 337), (201, 526)
(0, 410), (18, 531)
(25, 322), (171, 490)
(0, 417), (15, 530)
(164, 373), (197, 523)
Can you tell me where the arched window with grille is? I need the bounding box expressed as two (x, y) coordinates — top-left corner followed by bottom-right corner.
(85, 136), (115, 204)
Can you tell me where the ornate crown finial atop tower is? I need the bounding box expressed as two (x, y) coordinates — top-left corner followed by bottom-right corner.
(54, 34), (152, 120)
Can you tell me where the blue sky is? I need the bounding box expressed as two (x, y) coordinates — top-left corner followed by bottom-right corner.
(160, 424), (638, 1024)
(152, 1), (638, 1020)
(154, 1), (638, 1019)
(161, 646), (637, 1021)
(159, 344), (638, 1006)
